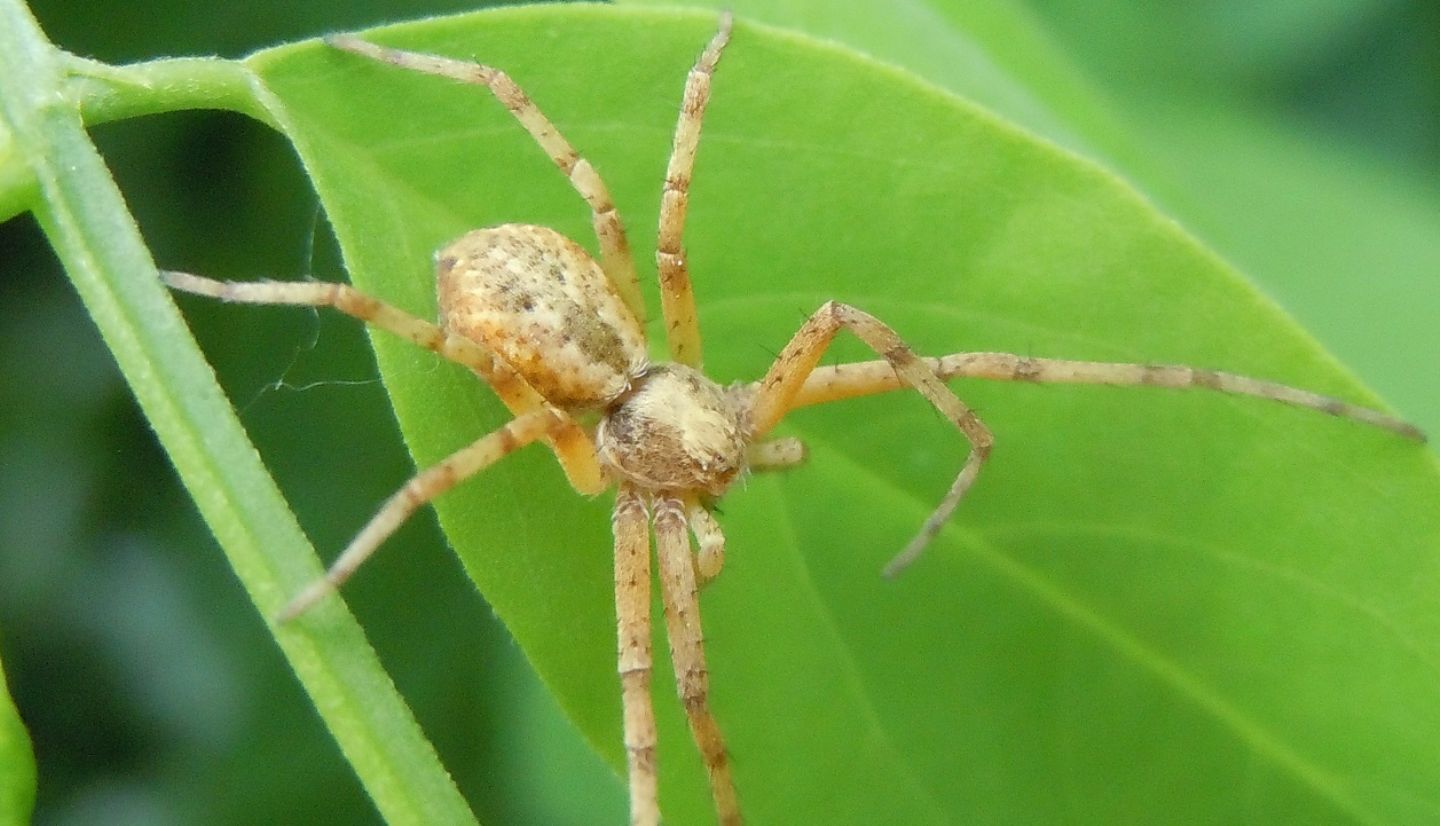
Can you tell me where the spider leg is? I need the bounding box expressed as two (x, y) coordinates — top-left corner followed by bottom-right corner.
(655, 12), (733, 367)
(161, 271), (607, 494)
(749, 301), (994, 577)
(655, 495), (741, 826)
(278, 408), (569, 621)
(785, 352), (1426, 442)
(325, 36), (645, 325)
(613, 484), (660, 826)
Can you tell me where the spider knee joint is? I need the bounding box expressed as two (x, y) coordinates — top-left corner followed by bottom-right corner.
(652, 496), (687, 531)
(612, 489), (648, 524)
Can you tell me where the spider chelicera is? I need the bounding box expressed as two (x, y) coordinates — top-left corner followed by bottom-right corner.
(163, 13), (1423, 826)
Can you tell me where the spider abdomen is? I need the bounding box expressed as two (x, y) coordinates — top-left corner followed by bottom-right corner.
(597, 363), (747, 495)
(437, 223), (648, 409)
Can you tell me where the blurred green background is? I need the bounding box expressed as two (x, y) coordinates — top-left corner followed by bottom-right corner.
(1, 0), (1435, 824)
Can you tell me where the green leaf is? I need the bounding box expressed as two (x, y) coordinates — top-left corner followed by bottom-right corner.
(247, 5), (1440, 823)
(0, 656), (35, 826)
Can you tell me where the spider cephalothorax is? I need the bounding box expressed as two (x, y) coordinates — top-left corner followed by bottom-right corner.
(162, 12), (1423, 826)
(598, 362), (749, 495)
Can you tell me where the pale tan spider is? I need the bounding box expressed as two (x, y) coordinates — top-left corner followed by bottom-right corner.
(163, 13), (1424, 826)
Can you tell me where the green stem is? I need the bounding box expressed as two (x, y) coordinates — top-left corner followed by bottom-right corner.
(64, 52), (277, 128)
(1, 47), (277, 222)
(0, 2), (476, 823)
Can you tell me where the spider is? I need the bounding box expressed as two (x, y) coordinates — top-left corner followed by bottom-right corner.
(162, 13), (1424, 826)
